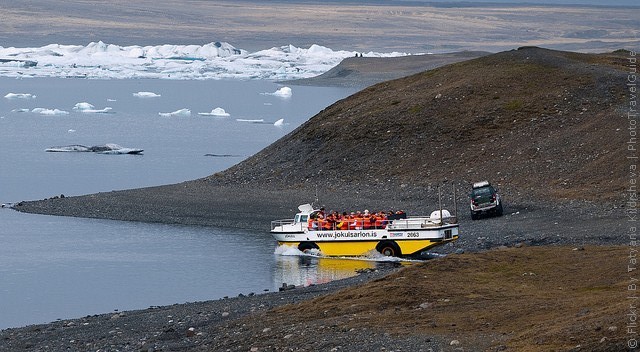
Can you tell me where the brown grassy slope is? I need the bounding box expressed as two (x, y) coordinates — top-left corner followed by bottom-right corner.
(233, 246), (628, 351)
(213, 47), (630, 204)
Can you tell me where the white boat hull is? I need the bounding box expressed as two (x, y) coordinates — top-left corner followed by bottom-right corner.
(271, 222), (458, 257)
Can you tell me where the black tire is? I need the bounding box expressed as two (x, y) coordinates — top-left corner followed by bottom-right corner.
(495, 203), (504, 216)
(471, 211), (479, 220)
(298, 242), (319, 253)
(376, 241), (402, 257)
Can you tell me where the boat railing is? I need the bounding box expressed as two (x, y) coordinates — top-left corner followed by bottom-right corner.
(273, 216), (457, 232)
(308, 221), (390, 231)
(271, 219), (301, 232)
(387, 215), (458, 230)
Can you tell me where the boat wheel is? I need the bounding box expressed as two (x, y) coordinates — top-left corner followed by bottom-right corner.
(298, 242), (319, 253)
(377, 241), (401, 257)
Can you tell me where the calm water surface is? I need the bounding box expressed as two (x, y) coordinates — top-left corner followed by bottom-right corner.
(0, 78), (380, 330)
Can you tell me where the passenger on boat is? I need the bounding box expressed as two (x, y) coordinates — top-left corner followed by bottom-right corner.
(363, 210), (373, 229)
(375, 211), (388, 228)
(324, 213), (335, 230)
(353, 211), (363, 230)
(307, 208), (392, 231)
(308, 214), (318, 230)
(337, 212), (348, 230)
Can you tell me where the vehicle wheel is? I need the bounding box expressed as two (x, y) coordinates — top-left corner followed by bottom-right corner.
(471, 211), (479, 220)
(298, 242), (319, 253)
(496, 204), (504, 216)
(376, 241), (402, 257)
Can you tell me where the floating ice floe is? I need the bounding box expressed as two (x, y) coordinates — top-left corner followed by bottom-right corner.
(198, 107), (230, 117)
(45, 143), (143, 154)
(68, 129), (76, 133)
(81, 107), (112, 113)
(73, 102), (112, 114)
(133, 91), (161, 98)
(4, 93), (36, 99)
(73, 102), (94, 110)
(0, 41), (410, 80)
(274, 118), (285, 126)
(159, 108), (191, 117)
(236, 118), (265, 123)
(0, 58), (37, 68)
(32, 108), (69, 115)
(73, 103), (113, 113)
(204, 153), (243, 157)
(11, 108), (30, 113)
(263, 87), (292, 98)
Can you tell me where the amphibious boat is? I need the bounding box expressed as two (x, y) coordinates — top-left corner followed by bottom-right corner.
(271, 202), (459, 258)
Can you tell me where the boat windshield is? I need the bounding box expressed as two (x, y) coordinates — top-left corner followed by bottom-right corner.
(295, 214), (309, 223)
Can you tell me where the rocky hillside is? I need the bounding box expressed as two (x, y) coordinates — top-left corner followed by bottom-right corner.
(214, 47), (630, 204)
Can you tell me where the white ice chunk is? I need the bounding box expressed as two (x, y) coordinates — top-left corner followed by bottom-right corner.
(32, 108), (69, 115)
(274, 118), (284, 126)
(73, 102), (112, 113)
(263, 87), (292, 98)
(236, 118), (264, 123)
(45, 145), (90, 152)
(81, 107), (112, 113)
(73, 102), (95, 110)
(159, 108), (191, 117)
(198, 107), (230, 117)
(133, 91), (161, 98)
(4, 93), (36, 99)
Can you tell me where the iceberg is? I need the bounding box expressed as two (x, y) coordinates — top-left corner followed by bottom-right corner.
(236, 118), (265, 123)
(198, 107), (230, 117)
(45, 143), (143, 154)
(80, 107), (113, 113)
(73, 102), (112, 113)
(73, 102), (95, 110)
(0, 41), (410, 80)
(263, 87), (292, 98)
(133, 91), (161, 98)
(45, 145), (91, 152)
(4, 93), (36, 99)
(32, 108), (69, 115)
(159, 108), (191, 117)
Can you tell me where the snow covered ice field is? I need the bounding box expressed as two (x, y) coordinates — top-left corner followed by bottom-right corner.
(0, 41), (408, 80)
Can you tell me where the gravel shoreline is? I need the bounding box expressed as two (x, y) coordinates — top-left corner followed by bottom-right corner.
(0, 266), (407, 351)
(13, 179), (626, 253)
(6, 180), (627, 351)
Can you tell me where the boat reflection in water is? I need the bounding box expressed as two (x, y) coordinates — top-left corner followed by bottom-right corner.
(273, 245), (411, 288)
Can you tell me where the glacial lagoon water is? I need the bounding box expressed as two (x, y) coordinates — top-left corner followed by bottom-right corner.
(0, 77), (379, 329)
